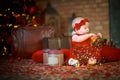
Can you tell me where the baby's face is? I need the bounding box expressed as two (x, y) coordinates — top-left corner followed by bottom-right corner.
(76, 22), (90, 34)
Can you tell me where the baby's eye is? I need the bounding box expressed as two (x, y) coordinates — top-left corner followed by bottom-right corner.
(85, 27), (88, 29)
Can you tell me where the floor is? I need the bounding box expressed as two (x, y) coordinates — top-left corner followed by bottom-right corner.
(0, 58), (120, 80)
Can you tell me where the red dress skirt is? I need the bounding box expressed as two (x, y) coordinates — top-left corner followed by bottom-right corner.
(69, 38), (102, 65)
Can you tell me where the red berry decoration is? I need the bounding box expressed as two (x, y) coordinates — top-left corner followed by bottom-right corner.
(23, 5), (28, 12)
(17, 57), (21, 61)
(29, 6), (36, 14)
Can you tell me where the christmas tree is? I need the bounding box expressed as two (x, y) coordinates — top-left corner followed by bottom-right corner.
(0, 0), (38, 57)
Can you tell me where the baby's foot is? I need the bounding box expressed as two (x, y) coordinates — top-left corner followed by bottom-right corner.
(68, 58), (79, 66)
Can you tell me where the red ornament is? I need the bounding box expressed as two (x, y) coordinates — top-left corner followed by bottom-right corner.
(17, 57), (21, 61)
(23, 5), (28, 12)
(29, 6), (37, 14)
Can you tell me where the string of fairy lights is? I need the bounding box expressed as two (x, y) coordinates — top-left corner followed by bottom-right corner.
(0, 0), (37, 28)
(0, 8), (33, 28)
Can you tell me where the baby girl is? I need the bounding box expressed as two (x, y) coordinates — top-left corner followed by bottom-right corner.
(68, 17), (102, 66)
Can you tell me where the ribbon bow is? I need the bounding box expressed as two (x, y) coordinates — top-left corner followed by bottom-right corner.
(74, 18), (89, 31)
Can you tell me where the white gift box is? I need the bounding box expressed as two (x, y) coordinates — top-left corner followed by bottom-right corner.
(43, 49), (64, 66)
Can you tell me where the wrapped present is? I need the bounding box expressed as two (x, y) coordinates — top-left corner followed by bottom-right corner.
(43, 49), (64, 66)
(42, 36), (71, 49)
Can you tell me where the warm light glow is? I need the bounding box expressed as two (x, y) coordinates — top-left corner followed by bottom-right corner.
(2, 53), (5, 56)
(9, 24), (12, 27)
(4, 14), (6, 16)
(14, 25), (19, 28)
(22, 13), (26, 16)
(4, 46), (7, 52)
(18, 14), (20, 17)
(0, 14), (2, 16)
(32, 16), (35, 19)
(12, 12), (14, 15)
(26, 15), (30, 20)
(33, 24), (37, 27)
(8, 8), (10, 11)
(7, 24), (9, 26)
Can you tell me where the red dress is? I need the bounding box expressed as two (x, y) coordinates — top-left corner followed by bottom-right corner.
(69, 35), (102, 65)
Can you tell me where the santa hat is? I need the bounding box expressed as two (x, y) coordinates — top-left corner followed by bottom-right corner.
(72, 17), (89, 31)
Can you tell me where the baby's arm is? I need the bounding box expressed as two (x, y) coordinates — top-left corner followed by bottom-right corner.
(72, 33), (95, 42)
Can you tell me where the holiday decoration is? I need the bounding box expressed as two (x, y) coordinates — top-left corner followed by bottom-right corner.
(17, 57), (21, 61)
(23, 5), (28, 13)
(0, 0), (39, 57)
(43, 49), (64, 66)
(42, 2), (61, 36)
(29, 6), (37, 15)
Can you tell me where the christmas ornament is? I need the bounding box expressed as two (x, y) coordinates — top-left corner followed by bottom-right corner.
(29, 6), (36, 14)
(23, 5), (28, 13)
(17, 57), (21, 61)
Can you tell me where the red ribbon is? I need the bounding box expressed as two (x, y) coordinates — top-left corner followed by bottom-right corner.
(73, 18), (89, 31)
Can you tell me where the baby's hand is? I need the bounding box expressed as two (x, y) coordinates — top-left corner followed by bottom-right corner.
(97, 33), (102, 38)
(90, 33), (98, 42)
(90, 33), (96, 37)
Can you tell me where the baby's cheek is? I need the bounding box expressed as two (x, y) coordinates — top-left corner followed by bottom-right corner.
(79, 30), (86, 34)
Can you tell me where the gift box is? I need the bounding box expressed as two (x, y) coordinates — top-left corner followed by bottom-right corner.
(43, 49), (64, 66)
(42, 36), (71, 49)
